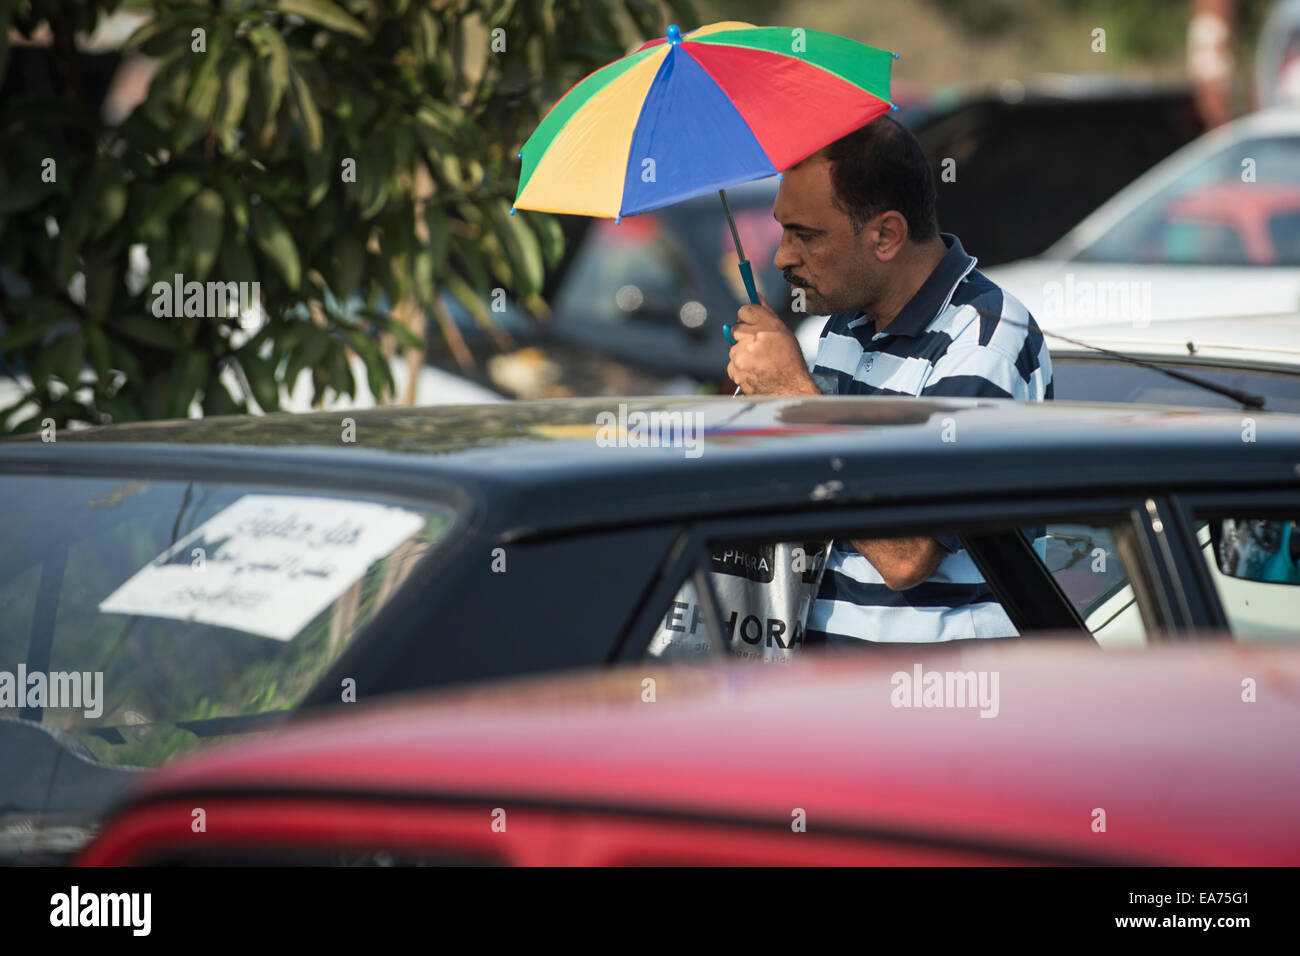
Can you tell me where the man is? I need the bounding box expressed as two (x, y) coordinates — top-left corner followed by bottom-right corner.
(725, 115), (1053, 644)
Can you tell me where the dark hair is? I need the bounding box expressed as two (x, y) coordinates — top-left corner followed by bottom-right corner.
(819, 115), (939, 241)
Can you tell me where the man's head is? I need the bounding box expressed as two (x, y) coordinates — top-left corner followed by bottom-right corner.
(773, 115), (939, 316)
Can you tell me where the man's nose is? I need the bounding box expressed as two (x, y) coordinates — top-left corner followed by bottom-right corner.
(773, 233), (798, 271)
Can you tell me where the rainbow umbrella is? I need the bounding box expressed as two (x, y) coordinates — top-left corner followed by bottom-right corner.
(513, 21), (896, 321)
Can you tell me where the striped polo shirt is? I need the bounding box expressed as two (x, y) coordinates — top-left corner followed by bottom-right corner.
(805, 233), (1053, 645)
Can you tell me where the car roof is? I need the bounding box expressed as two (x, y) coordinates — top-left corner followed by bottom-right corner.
(1049, 312), (1300, 367)
(3, 397), (1299, 535)
(116, 642), (1300, 864)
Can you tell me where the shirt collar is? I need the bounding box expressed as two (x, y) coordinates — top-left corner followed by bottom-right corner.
(852, 233), (977, 338)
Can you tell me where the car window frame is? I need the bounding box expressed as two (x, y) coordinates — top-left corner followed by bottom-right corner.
(1170, 488), (1300, 634)
(615, 493), (1182, 660)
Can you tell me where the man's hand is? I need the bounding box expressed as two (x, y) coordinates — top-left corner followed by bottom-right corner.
(727, 297), (820, 396)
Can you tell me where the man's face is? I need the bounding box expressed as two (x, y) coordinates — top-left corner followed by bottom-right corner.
(772, 155), (879, 315)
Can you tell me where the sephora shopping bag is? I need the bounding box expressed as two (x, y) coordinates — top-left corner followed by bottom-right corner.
(649, 541), (832, 662)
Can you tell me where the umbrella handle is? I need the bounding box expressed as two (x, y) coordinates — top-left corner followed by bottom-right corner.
(737, 258), (760, 306)
(728, 262), (758, 397)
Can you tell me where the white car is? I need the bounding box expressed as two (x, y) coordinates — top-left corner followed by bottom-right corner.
(1046, 310), (1300, 413)
(984, 108), (1300, 328)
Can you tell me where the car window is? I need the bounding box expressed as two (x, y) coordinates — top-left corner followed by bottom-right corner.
(552, 187), (792, 333)
(552, 215), (704, 327)
(1028, 523), (1147, 647)
(1193, 516), (1300, 641)
(1074, 135), (1300, 266)
(0, 475), (455, 769)
(644, 516), (1150, 658)
(1051, 358), (1300, 414)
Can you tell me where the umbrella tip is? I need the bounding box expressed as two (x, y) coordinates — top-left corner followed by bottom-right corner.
(517, 151), (522, 158)
(667, 23), (681, 45)
(890, 104), (899, 111)
(509, 206), (516, 215)
(615, 215), (621, 224)
(893, 52), (900, 59)
(777, 172), (783, 181)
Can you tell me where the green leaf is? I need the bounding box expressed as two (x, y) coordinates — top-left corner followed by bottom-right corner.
(103, 394), (143, 424)
(284, 324), (332, 386)
(424, 204), (450, 273)
(216, 50), (252, 151)
(488, 200), (543, 298)
(138, 172), (203, 241)
(84, 323), (113, 379)
(325, 343), (354, 397)
(290, 67), (323, 152)
(304, 145), (331, 208)
(188, 189), (225, 282)
(277, 0), (370, 40)
(235, 350), (281, 412)
(249, 25), (290, 121)
(167, 349), (209, 418)
(347, 330), (392, 402)
(250, 200), (301, 291)
(328, 233), (364, 299)
(108, 336), (145, 383)
(49, 330), (86, 387)
(215, 169), (249, 231)
(114, 314), (187, 351)
(527, 210), (565, 269)
(201, 370), (243, 416)
(174, 27), (229, 152)
(0, 297), (76, 350)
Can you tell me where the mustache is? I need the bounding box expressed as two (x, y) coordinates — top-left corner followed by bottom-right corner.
(783, 270), (813, 289)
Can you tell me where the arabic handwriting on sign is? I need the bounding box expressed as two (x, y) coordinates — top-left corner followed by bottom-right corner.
(169, 586), (269, 609)
(239, 554), (337, 580)
(236, 509), (364, 548)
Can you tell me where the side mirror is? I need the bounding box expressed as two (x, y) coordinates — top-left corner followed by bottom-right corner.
(1210, 518), (1300, 584)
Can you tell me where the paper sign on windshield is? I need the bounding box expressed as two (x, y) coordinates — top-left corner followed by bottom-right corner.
(99, 495), (427, 641)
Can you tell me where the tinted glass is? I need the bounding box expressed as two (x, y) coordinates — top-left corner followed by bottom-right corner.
(1051, 358), (1300, 413)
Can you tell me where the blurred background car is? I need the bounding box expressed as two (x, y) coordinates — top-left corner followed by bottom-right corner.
(986, 108), (1300, 327)
(75, 645), (1300, 866)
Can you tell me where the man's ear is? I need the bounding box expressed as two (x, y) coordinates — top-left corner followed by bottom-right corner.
(872, 210), (909, 262)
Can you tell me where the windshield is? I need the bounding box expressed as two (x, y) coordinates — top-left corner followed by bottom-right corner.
(0, 476), (454, 773)
(1050, 357), (1300, 413)
(1072, 136), (1300, 267)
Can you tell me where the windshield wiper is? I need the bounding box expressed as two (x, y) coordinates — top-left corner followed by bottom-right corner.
(980, 308), (1268, 410)
(86, 709), (292, 744)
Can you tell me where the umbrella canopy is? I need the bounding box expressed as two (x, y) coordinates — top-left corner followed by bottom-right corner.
(513, 21), (896, 220)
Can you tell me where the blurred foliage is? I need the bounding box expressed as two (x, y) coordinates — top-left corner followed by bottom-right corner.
(0, 0), (698, 433)
(923, 0), (1274, 61)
